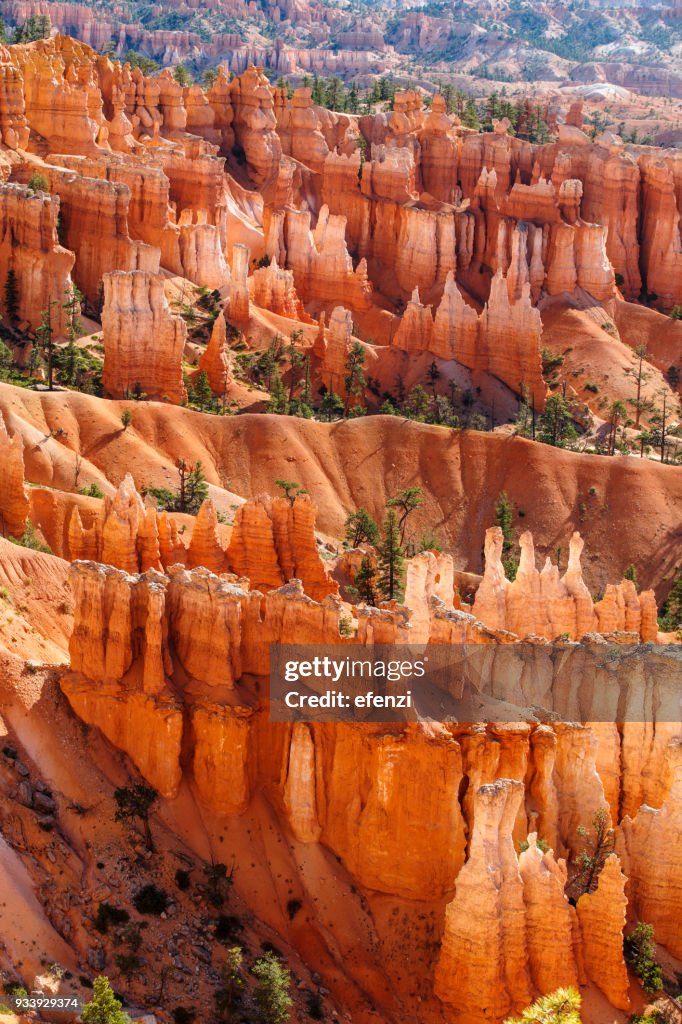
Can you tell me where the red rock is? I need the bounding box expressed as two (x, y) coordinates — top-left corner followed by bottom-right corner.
(196, 313), (232, 396)
(0, 415), (30, 538)
(102, 270), (187, 403)
(576, 854), (631, 1010)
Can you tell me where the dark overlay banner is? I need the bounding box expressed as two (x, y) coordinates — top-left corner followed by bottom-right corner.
(269, 643), (682, 723)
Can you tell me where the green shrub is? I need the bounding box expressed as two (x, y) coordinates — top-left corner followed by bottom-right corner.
(624, 923), (663, 994)
(80, 483), (105, 499)
(27, 172), (49, 193)
(9, 520), (52, 554)
(252, 952), (293, 1024)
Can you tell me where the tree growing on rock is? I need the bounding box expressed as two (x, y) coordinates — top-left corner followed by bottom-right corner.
(353, 555), (378, 606)
(173, 63), (192, 87)
(344, 342), (366, 414)
(565, 807), (613, 901)
(113, 784), (158, 852)
(275, 479), (307, 505)
(504, 987), (582, 1024)
(252, 952), (293, 1024)
(177, 459), (209, 514)
(387, 486), (423, 546)
(537, 394), (577, 448)
(60, 283), (84, 387)
(659, 569), (682, 633)
(624, 922), (663, 994)
(81, 977), (132, 1024)
(344, 508), (379, 547)
(377, 509), (404, 602)
(495, 491), (519, 580)
(215, 946), (243, 1022)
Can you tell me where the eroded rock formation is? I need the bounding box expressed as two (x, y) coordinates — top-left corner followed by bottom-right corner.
(101, 270), (187, 403)
(473, 527), (658, 640)
(0, 415), (30, 538)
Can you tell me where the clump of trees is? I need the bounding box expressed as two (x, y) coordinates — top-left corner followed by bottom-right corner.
(344, 486), (424, 605)
(144, 459), (209, 515)
(659, 569), (682, 634)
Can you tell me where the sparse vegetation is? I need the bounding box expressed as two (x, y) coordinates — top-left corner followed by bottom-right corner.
(113, 783), (158, 852)
(81, 976), (132, 1024)
(344, 508), (380, 547)
(565, 807), (613, 901)
(133, 883), (169, 916)
(275, 479), (307, 505)
(504, 987), (582, 1023)
(252, 951), (293, 1024)
(624, 923), (663, 994)
(9, 520), (52, 554)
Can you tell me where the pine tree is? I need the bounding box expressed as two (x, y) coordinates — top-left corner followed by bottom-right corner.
(4, 268), (19, 325)
(311, 76), (325, 106)
(504, 987), (582, 1024)
(565, 807), (613, 901)
(81, 977), (132, 1024)
(354, 555), (378, 606)
(377, 509), (404, 602)
(344, 342), (366, 413)
(113, 784), (158, 853)
(215, 946), (243, 1022)
(659, 569), (682, 633)
(623, 564), (638, 589)
(183, 460), (209, 514)
(61, 283), (83, 387)
(426, 360), (441, 395)
(252, 952), (293, 1024)
(495, 491), (519, 580)
(318, 389), (344, 421)
(35, 300), (57, 389)
(194, 370), (213, 411)
(173, 63), (192, 87)
(275, 479), (306, 505)
(386, 486), (423, 546)
(537, 393), (577, 448)
(267, 370), (289, 414)
(344, 508), (380, 547)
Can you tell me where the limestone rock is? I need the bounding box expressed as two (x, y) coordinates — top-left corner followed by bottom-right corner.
(229, 65), (281, 188)
(226, 495), (337, 603)
(617, 739), (682, 958)
(576, 854), (631, 1010)
(196, 314), (232, 397)
(187, 499), (226, 573)
(434, 779), (532, 1022)
(518, 834), (579, 994)
(102, 270), (187, 403)
(0, 182), (74, 334)
(228, 242), (250, 322)
(473, 526), (657, 641)
(0, 416), (30, 538)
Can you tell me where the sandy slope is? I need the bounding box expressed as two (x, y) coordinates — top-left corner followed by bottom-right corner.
(1, 383), (680, 597)
(0, 540), (72, 664)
